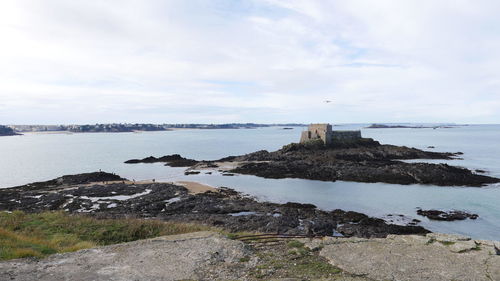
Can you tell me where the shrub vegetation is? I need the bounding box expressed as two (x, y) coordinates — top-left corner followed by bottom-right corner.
(0, 211), (211, 260)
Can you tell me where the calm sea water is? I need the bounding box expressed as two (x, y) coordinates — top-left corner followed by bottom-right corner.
(1, 125), (499, 240)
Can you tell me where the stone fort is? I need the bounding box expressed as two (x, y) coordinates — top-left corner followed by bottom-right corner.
(300, 124), (361, 145)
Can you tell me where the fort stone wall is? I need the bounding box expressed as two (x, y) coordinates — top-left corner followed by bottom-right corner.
(300, 123), (361, 145)
(330, 130), (362, 142)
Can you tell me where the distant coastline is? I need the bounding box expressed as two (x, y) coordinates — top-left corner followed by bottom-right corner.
(1, 122), (478, 136)
(3, 123), (307, 135)
(365, 123), (462, 129)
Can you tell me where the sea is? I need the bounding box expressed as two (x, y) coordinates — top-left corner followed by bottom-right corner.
(1, 124), (499, 240)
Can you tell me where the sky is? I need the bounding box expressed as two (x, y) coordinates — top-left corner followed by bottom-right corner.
(1, 0), (500, 124)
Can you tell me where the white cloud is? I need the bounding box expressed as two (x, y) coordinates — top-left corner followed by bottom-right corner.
(0, 0), (500, 124)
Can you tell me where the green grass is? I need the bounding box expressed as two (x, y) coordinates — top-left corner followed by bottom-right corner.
(426, 238), (436, 245)
(249, 241), (344, 279)
(293, 260), (343, 275)
(287, 240), (305, 248)
(0, 211), (213, 260)
(239, 256), (250, 262)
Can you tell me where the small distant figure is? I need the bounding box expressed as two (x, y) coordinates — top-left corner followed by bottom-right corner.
(152, 179), (155, 183)
(99, 169), (102, 172)
(324, 100), (332, 103)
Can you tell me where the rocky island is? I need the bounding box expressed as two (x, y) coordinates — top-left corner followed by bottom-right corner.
(417, 209), (479, 221)
(126, 124), (500, 187)
(228, 141), (497, 186)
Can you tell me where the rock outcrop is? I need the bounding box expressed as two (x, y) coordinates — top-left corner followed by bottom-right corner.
(227, 140), (499, 187)
(13, 171), (124, 191)
(304, 233), (500, 281)
(417, 209), (479, 221)
(0, 232), (250, 281)
(0, 173), (429, 238)
(125, 154), (198, 167)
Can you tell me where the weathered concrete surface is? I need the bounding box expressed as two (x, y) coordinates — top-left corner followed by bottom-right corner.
(0, 231), (250, 281)
(304, 233), (500, 281)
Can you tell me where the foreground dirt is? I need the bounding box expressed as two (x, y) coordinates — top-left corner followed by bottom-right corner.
(0, 231), (246, 281)
(0, 231), (369, 281)
(1, 231), (498, 281)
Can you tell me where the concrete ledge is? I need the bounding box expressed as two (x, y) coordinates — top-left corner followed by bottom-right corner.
(303, 233), (500, 281)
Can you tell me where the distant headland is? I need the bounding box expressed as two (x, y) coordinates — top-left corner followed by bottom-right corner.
(0, 125), (21, 136)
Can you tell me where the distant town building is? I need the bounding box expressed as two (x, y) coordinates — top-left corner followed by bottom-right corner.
(300, 124), (361, 145)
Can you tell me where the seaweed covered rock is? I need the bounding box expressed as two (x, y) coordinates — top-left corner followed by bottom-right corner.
(417, 209), (479, 221)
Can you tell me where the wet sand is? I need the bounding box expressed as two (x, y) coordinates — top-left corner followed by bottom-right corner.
(79, 179), (216, 195)
(175, 181), (217, 194)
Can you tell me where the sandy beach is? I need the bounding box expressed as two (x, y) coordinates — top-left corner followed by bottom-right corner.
(175, 181), (217, 194)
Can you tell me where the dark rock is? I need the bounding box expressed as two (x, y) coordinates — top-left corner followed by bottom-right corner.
(407, 218), (422, 226)
(0, 174), (431, 239)
(336, 217), (429, 238)
(10, 172), (124, 191)
(494, 245), (500, 255)
(217, 156), (237, 162)
(125, 154), (198, 167)
(331, 210), (368, 223)
(184, 171), (200, 175)
(124, 159), (142, 164)
(416, 209), (479, 221)
(232, 160), (499, 187)
(283, 202), (317, 209)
